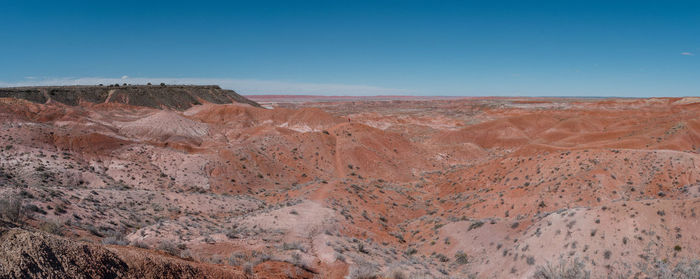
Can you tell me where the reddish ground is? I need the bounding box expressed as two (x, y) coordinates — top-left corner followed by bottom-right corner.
(1, 95), (700, 278)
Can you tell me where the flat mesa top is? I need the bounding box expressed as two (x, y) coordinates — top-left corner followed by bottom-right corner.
(0, 85), (260, 109)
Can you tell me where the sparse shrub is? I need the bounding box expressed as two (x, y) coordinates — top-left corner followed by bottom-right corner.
(390, 232), (405, 243)
(177, 243), (187, 250)
(205, 254), (223, 264)
(455, 250), (469, 265)
(0, 195), (23, 222)
(102, 236), (128, 246)
(226, 226), (241, 239)
(131, 240), (149, 249)
(54, 204), (67, 215)
(335, 252), (345, 262)
(349, 261), (379, 279)
(358, 242), (368, 254)
(362, 210), (371, 221)
(291, 252), (302, 266)
(532, 258), (590, 279)
(204, 235), (215, 244)
(158, 240), (180, 256)
(671, 259), (700, 278)
(227, 251), (246, 266)
(282, 242), (305, 252)
(85, 224), (103, 237)
(387, 269), (407, 279)
(469, 221), (484, 230)
(39, 220), (64, 236)
(23, 204), (46, 216)
(102, 230), (128, 245)
(243, 262), (254, 275)
(179, 249), (192, 260)
(639, 258), (700, 278)
(405, 247), (417, 256)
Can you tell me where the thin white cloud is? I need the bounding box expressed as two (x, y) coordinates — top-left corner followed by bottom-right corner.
(0, 77), (409, 96)
(681, 52), (695, 56)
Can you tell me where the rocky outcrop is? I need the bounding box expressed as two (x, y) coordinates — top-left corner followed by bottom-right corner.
(0, 227), (128, 279)
(0, 227), (247, 279)
(0, 85), (260, 110)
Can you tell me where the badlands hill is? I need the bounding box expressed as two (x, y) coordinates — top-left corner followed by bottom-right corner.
(0, 85), (260, 110)
(1, 92), (700, 278)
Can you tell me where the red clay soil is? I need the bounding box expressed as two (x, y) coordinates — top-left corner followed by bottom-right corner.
(1, 95), (700, 278)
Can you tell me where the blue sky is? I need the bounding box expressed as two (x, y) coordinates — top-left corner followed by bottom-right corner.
(1, 0), (699, 96)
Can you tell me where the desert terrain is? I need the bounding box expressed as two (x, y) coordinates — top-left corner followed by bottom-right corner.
(1, 86), (700, 278)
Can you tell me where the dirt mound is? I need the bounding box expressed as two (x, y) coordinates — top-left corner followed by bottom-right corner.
(433, 118), (532, 148)
(187, 103), (341, 131)
(0, 227), (127, 278)
(50, 132), (132, 154)
(0, 227), (307, 278)
(119, 111), (209, 144)
(0, 85), (260, 110)
(672, 97), (700, 105)
(329, 123), (437, 181)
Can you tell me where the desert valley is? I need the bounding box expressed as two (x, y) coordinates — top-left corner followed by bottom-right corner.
(0, 85), (699, 278)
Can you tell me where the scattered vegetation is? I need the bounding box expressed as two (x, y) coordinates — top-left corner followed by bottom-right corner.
(157, 240), (181, 256)
(532, 258), (590, 279)
(38, 220), (65, 236)
(0, 195), (23, 223)
(348, 261), (379, 279)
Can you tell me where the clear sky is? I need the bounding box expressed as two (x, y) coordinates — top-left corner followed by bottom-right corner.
(2, 0), (699, 96)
